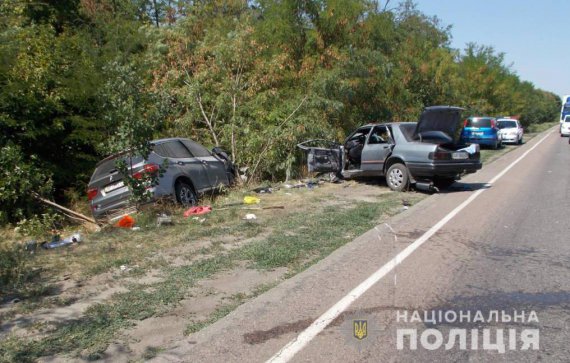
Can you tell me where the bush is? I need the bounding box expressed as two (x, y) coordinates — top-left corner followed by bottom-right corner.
(0, 144), (54, 225)
(0, 243), (31, 294)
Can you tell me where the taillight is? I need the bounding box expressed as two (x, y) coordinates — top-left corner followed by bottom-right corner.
(491, 119), (496, 128)
(429, 151), (452, 160)
(87, 188), (98, 201)
(133, 163), (160, 179)
(464, 119), (468, 127)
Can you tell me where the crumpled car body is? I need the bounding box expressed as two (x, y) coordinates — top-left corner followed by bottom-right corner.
(87, 138), (235, 221)
(298, 106), (482, 191)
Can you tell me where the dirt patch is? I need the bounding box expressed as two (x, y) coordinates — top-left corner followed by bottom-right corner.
(118, 263), (288, 358)
(1, 284), (127, 339)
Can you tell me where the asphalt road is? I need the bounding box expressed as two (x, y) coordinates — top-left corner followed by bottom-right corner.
(156, 128), (570, 363)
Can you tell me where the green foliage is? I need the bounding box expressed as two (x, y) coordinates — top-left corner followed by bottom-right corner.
(0, 144), (53, 224)
(0, 0), (563, 218)
(0, 243), (31, 294)
(101, 61), (168, 204)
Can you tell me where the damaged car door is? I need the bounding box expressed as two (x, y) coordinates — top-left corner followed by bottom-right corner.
(297, 140), (343, 173)
(181, 139), (229, 188)
(361, 125), (393, 173)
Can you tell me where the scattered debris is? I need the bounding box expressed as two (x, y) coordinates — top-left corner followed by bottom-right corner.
(243, 196), (261, 205)
(115, 215), (135, 228)
(156, 213), (173, 227)
(24, 240), (39, 252)
(183, 206), (212, 217)
(306, 180), (318, 189)
(283, 183), (305, 189)
(131, 226), (141, 231)
(43, 233), (81, 249)
(252, 186), (274, 194)
(243, 213), (257, 220)
(33, 192), (98, 226)
(191, 217), (206, 223)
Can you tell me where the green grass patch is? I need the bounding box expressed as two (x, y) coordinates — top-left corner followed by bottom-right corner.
(526, 121), (559, 134)
(0, 189), (421, 361)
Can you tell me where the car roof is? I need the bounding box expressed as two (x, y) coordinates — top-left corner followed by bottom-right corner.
(358, 122), (416, 128)
(151, 137), (189, 145)
(96, 137), (194, 167)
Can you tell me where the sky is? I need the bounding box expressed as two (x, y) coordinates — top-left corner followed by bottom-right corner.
(413, 0), (570, 99)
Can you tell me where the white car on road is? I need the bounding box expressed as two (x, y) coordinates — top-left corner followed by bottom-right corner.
(497, 118), (524, 144)
(560, 115), (570, 137)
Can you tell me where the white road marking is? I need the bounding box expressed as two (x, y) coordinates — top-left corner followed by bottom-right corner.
(267, 130), (555, 363)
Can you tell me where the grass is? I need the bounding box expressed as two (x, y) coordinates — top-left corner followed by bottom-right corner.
(526, 121), (559, 134)
(0, 186), (423, 362)
(141, 346), (165, 360)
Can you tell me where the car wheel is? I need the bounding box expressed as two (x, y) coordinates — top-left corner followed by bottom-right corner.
(518, 136), (523, 144)
(433, 177), (456, 189)
(175, 182), (197, 206)
(386, 163), (409, 192)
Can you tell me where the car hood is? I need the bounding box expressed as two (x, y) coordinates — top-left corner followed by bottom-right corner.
(415, 106), (465, 144)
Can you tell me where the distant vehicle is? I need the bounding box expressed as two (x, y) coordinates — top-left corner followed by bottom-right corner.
(298, 106), (482, 192)
(496, 118), (524, 144)
(560, 95), (570, 123)
(560, 115), (570, 137)
(87, 138), (235, 221)
(461, 116), (502, 149)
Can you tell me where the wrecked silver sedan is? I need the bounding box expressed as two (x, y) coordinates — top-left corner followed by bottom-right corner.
(298, 106), (482, 192)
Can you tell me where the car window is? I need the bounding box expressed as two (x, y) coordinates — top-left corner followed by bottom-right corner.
(368, 126), (391, 144)
(565, 116), (570, 123)
(497, 120), (517, 129)
(465, 118), (493, 128)
(399, 123), (416, 142)
(181, 140), (211, 157)
(347, 128), (371, 142)
(152, 143), (170, 157)
(156, 140), (193, 159)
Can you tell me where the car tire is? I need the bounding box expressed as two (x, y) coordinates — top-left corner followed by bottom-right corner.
(518, 136), (523, 144)
(175, 181), (197, 206)
(386, 163), (409, 192)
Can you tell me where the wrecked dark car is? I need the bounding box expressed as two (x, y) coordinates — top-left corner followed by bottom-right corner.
(298, 106), (482, 192)
(87, 138), (235, 221)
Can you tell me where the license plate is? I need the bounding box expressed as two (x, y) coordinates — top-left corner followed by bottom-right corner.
(472, 132), (484, 136)
(452, 152), (469, 160)
(104, 181), (125, 193)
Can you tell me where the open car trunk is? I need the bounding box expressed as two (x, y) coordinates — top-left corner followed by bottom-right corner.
(415, 106), (465, 145)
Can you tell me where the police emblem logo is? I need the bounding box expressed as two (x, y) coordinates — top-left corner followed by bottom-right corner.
(353, 319), (367, 340)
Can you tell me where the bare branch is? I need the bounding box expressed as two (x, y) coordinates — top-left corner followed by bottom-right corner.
(197, 94), (220, 147)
